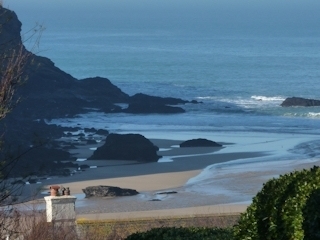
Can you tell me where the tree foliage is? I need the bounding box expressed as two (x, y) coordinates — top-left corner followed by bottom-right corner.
(233, 166), (320, 240)
(125, 227), (233, 240)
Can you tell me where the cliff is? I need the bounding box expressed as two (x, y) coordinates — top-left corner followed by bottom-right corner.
(0, 7), (196, 177)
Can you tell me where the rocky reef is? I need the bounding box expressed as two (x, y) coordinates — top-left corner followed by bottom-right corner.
(281, 97), (320, 107)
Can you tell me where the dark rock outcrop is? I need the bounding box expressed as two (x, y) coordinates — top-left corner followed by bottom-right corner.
(0, 6), (195, 123)
(1, 9), (130, 122)
(180, 138), (222, 148)
(0, 8), (197, 120)
(156, 191), (178, 195)
(281, 97), (320, 107)
(96, 129), (109, 135)
(89, 133), (161, 162)
(6, 147), (77, 177)
(0, 7), (197, 121)
(125, 102), (185, 114)
(125, 93), (189, 114)
(0, 7), (22, 50)
(21, 147), (72, 162)
(0, 7), (127, 160)
(129, 93), (191, 105)
(82, 185), (139, 198)
(0, 7), (199, 177)
(86, 139), (97, 144)
(14, 62), (130, 120)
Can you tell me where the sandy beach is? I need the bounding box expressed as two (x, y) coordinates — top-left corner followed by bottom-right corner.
(25, 131), (320, 220)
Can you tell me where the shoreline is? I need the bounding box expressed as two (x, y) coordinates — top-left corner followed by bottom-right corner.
(19, 131), (320, 220)
(39, 137), (266, 196)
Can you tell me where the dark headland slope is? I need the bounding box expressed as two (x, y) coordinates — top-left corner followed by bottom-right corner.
(0, 7), (198, 177)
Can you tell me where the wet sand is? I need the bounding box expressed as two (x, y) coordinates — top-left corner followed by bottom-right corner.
(27, 133), (320, 220)
(27, 138), (265, 219)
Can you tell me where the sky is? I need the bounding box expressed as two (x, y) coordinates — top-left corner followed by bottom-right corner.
(3, 0), (320, 37)
(5, 0), (320, 22)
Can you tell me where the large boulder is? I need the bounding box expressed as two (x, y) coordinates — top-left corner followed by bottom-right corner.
(82, 186), (139, 198)
(281, 97), (320, 107)
(89, 133), (161, 162)
(180, 138), (222, 148)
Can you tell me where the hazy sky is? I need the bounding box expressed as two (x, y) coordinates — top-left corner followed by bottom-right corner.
(5, 0), (320, 19)
(4, 0), (320, 36)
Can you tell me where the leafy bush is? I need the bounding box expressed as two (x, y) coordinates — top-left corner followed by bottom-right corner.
(125, 227), (233, 240)
(303, 188), (320, 239)
(233, 166), (320, 240)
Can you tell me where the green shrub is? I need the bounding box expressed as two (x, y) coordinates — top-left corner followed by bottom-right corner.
(233, 166), (320, 240)
(303, 188), (320, 239)
(125, 227), (233, 240)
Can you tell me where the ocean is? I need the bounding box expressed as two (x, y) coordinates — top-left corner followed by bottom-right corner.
(5, 1), (320, 200)
(30, 9), (320, 136)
